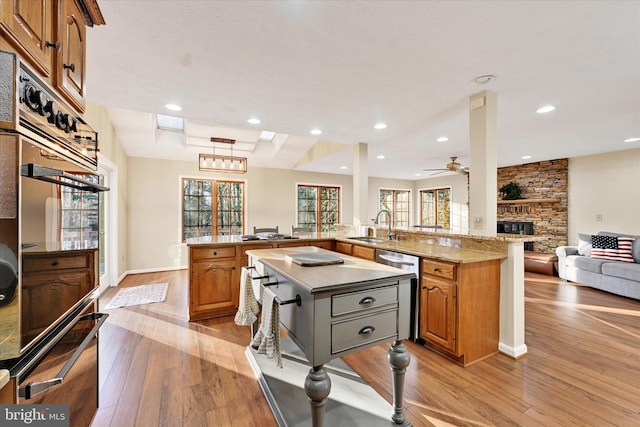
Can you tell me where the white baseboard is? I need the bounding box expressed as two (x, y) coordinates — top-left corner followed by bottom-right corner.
(108, 266), (187, 289)
(499, 342), (528, 359)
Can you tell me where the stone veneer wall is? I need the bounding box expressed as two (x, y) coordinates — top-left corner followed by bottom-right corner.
(497, 159), (568, 253)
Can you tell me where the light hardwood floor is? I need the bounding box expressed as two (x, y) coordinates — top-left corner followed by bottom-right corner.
(91, 270), (640, 426)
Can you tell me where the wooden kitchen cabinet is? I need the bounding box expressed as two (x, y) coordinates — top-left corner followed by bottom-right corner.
(419, 257), (500, 366)
(55, 0), (87, 112)
(334, 241), (375, 260)
(334, 241), (352, 255)
(21, 249), (96, 343)
(189, 245), (239, 321)
(0, 0), (104, 113)
(276, 239), (334, 250)
(0, 0), (55, 78)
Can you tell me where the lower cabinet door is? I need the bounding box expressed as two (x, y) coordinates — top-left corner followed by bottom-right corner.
(420, 277), (457, 353)
(190, 259), (237, 320)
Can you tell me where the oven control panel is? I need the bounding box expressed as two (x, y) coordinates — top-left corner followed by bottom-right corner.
(17, 63), (98, 169)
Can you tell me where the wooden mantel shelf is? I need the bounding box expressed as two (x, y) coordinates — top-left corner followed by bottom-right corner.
(497, 198), (561, 204)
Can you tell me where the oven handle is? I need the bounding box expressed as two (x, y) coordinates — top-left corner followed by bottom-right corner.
(21, 163), (110, 193)
(19, 312), (109, 400)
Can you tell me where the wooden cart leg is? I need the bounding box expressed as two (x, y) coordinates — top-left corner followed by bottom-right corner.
(304, 366), (331, 427)
(388, 340), (412, 425)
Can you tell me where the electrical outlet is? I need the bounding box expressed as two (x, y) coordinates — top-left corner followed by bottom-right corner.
(596, 214), (603, 222)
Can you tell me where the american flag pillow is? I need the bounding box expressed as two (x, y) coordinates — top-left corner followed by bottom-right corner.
(591, 235), (635, 262)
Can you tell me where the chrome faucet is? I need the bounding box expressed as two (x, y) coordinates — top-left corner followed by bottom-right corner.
(374, 209), (394, 240)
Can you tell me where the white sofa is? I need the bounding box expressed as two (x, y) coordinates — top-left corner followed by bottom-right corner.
(556, 231), (640, 300)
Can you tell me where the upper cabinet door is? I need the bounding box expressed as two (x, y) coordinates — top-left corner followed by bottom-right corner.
(56, 0), (86, 112)
(0, 0), (55, 78)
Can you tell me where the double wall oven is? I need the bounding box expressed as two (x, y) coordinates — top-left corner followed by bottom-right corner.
(0, 49), (108, 425)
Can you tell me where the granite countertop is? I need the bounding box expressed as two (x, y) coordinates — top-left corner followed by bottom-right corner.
(334, 237), (506, 264)
(187, 231), (507, 264)
(0, 369), (9, 389)
(246, 246), (415, 293)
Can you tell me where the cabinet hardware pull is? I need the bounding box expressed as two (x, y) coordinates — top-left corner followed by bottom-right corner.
(433, 267), (439, 272)
(63, 63), (76, 72)
(359, 296), (376, 305)
(46, 41), (61, 51)
(51, 261), (58, 266)
(358, 326), (375, 335)
(213, 252), (217, 256)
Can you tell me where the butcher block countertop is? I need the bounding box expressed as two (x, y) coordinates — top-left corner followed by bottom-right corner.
(246, 246), (415, 293)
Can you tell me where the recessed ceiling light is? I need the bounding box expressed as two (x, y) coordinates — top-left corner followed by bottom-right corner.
(521, 155), (533, 160)
(310, 129), (322, 135)
(340, 166), (348, 170)
(374, 123), (387, 130)
(377, 154), (385, 159)
(415, 173), (422, 177)
(624, 137), (640, 143)
(536, 105), (556, 114)
(470, 74), (496, 85)
(247, 118), (261, 125)
(436, 136), (449, 142)
(165, 103), (182, 111)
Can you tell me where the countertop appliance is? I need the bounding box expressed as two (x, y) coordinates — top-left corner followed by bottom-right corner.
(376, 248), (420, 340)
(0, 49), (109, 424)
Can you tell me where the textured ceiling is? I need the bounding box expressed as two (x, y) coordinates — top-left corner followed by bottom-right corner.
(86, 1), (640, 180)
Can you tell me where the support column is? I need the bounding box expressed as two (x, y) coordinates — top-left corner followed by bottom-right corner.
(499, 242), (528, 358)
(468, 91), (497, 236)
(353, 143), (368, 226)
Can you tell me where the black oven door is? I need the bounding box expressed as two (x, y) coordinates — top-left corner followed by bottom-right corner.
(13, 306), (108, 427)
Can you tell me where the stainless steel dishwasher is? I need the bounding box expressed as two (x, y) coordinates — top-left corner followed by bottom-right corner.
(376, 249), (420, 340)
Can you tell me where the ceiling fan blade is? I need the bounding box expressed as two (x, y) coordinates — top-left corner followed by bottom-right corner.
(430, 170), (448, 176)
(423, 168), (448, 171)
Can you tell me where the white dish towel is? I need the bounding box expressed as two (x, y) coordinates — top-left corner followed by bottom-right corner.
(234, 267), (260, 326)
(251, 287), (283, 368)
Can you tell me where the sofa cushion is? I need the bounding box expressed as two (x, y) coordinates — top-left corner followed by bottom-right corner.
(591, 235), (635, 263)
(577, 233), (592, 256)
(601, 262), (640, 282)
(569, 255), (608, 274)
(599, 232), (640, 263)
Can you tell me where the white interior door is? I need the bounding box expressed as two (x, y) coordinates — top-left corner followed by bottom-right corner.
(98, 156), (118, 293)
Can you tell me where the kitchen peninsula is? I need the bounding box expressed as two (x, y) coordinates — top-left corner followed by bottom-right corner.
(186, 228), (526, 366)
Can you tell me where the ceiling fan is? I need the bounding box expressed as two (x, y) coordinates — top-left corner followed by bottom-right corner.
(423, 156), (469, 175)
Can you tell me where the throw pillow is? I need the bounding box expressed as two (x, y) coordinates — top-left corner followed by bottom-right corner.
(591, 235), (635, 262)
(577, 233), (592, 256)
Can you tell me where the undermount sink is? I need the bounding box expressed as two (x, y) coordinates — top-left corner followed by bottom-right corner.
(346, 236), (387, 244)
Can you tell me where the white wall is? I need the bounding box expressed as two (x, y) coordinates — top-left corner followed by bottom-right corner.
(84, 104), (129, 279)
(567, 148), (640, 244)
(126, 157), (353, 271)
(414, 173), (470, 233)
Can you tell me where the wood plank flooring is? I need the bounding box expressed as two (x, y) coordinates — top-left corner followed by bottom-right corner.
(91, 271), (640, 426)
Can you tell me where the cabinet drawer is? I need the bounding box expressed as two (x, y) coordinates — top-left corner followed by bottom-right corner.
(191, 246), (236, 261)
(422, 259), (456, 281)
(332, 309), (397, 354)
(352, 244), (376, 260)
(23, 253), (91, 273)
(332, 286), (397, 316)
(335, 241), (353, 255)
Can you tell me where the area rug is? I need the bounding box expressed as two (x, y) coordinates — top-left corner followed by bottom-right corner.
(104, 282), (168, 309)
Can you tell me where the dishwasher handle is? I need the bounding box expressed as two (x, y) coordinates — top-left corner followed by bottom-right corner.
(377, 254), (417, 267)
(19, 312), (109, 400)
